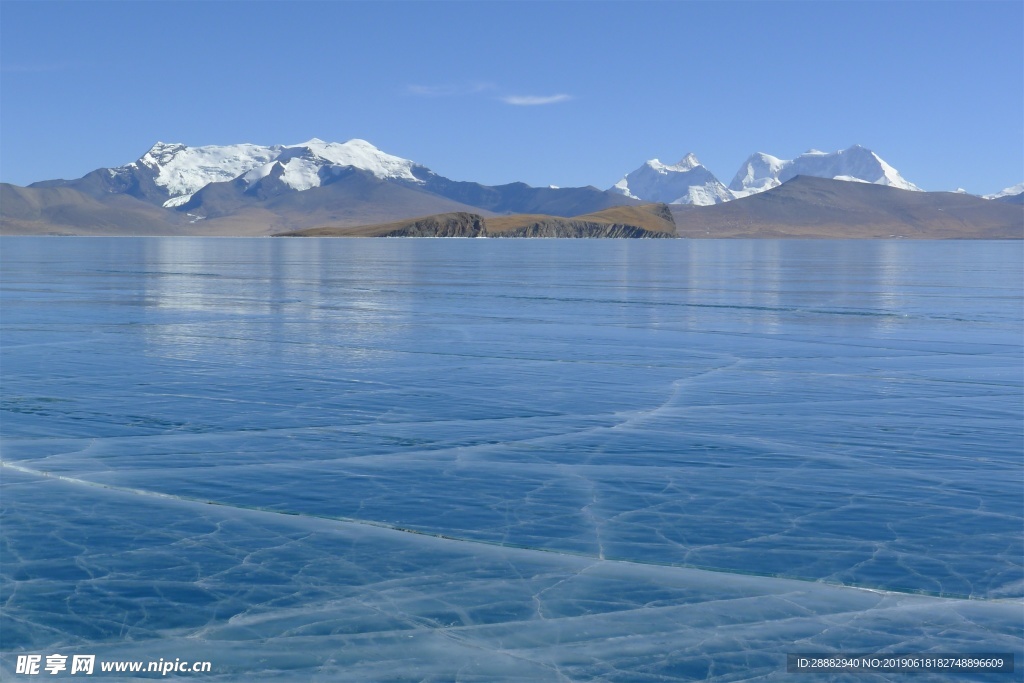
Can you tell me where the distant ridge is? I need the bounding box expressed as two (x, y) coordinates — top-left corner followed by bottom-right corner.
(671, 176), (1023, 239)
(5, 138), (637, 236)
(2, 139), (1021, 238)
(0, 183), (191, 236)
(985, 182), (1024, 203)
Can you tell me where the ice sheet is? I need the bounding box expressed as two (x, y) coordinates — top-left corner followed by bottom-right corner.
(2, 238), (1021, 680)
(2, 469), (1020, 681)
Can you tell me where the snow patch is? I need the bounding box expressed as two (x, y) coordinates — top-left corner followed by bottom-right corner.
(279, 157), (322, 192)
(612, 178), (640, 200)
(242, 161), (280, 184)
(162, 194), (193, 208)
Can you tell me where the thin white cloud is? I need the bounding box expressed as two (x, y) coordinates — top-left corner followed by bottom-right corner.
(500, 94), (573, 106)
(406, 84), (573, 106)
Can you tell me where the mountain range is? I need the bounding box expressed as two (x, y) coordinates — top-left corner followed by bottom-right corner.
(1, 139), (1020, 238)
(611, 145), (922, 205)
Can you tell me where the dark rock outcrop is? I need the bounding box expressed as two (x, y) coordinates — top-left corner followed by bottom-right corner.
(488, 219), (671, 238)
(280, 205), (677, 238)
(382, 212), (487, 237)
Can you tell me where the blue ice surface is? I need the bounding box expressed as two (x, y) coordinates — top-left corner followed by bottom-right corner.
(1, 237), (1021, 681)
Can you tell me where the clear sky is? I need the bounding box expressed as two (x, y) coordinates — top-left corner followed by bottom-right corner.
(1, 1), (1021, 195)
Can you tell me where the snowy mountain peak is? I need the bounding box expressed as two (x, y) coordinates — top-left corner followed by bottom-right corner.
(283, 138), (420, 183)
(984, 182), (1024, 200)
(643, 153), (702, 174)
(338, 138), (375, 149)
(140, 142), (189, 167)
(729, 145), (920, 196)
(729, 152), (787, 197)
(612, 153), (733, 205)
(676, 153), (701, 170)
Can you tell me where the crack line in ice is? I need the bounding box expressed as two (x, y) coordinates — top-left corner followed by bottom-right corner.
(2, 460), (1013, 602)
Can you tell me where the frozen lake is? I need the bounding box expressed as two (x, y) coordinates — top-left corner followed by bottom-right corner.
(1, 237), (1021, 680)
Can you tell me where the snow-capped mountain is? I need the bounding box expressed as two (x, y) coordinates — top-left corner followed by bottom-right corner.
(729, 145), (920, 197)
(984, 182), (1024, 201)
(131, 142), (282, 207)
(53, 139), (926, 213)
(728, 152), (788, 197)
(25, 137), (637, 227)
(611, 145), (919, 205)
(81, 137), (631, 217)
(13, 138), (1017, 239)
(610, 153), (733, 206)
(115, 139), (423, 208)
(6, 138), (1021, 238)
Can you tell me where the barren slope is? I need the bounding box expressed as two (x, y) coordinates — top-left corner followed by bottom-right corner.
(671, 176), (1023, 239)
(280, 203), (676, 238)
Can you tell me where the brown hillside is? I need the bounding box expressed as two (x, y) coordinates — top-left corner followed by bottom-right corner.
(278, 212), (487, 237)
(0, 184), (188, 235)
(672, 176), (1023, 239)
(280, 203), (676, 238)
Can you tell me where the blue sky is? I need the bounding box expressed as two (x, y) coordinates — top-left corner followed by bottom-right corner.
(1, 1), (1021, 195)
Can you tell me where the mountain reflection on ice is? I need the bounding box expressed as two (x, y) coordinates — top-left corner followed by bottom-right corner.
(1, 237), (1021, 681)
